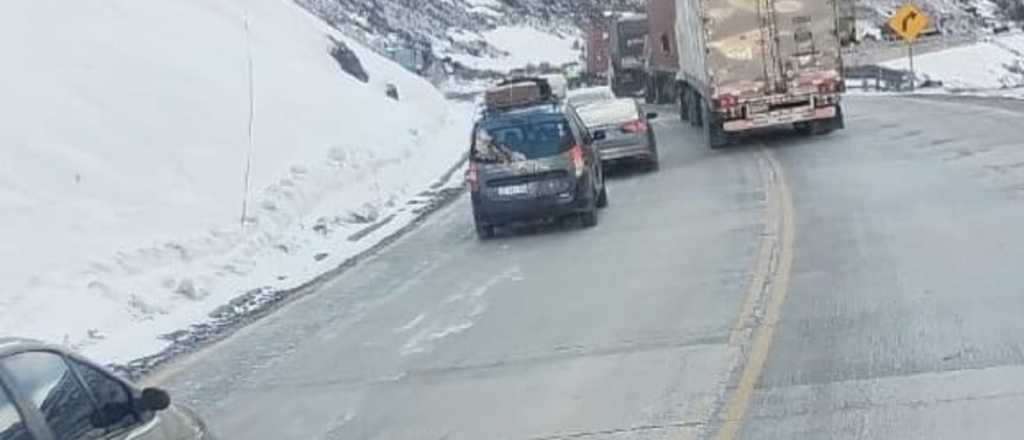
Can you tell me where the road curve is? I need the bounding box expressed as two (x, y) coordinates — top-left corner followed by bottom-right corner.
(740, 96), (1024, 439)
(161, 106), (767, 439)
(160, 95), (1024, 439)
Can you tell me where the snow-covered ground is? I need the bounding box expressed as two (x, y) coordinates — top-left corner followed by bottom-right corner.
(447, 26), (580, 72)
(857, 0), (1000, 36)
(878, 33), (1024, 96)
(0, 0), (475, 364)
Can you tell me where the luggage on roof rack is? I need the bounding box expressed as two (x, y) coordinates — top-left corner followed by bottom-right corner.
(497, 77), (553, 99)
(484, 77), (555, 111)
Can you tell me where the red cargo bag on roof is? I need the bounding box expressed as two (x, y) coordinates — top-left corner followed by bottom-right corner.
(485, 82), (542, 110)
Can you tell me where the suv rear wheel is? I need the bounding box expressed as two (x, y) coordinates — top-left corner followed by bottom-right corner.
(474, 218), (495, 239)
(581, 181), (599, 227)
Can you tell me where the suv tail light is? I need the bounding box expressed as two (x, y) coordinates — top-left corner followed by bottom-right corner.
(466, 162), (480, 192)
(569, 144), (585, 177)
(620, 119), (648, 133)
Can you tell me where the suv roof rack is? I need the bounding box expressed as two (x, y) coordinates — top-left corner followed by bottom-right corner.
(483, 77), (560, 116)
(497, 77), (553, 99)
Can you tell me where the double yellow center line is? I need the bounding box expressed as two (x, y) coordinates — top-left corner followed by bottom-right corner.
(715, 147), (796, 440)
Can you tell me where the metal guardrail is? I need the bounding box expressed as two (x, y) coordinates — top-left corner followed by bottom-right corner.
(843, 34), (980, 67)
(844, 64), (914, 91)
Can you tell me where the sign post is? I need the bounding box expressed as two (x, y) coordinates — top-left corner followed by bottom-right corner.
(908, 43), (915, 91)
(888, 3), (929, 92)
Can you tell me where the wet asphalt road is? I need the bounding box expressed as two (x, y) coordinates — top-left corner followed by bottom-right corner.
(742, 96), (1024, 439)
(161, 96), (1024, 439)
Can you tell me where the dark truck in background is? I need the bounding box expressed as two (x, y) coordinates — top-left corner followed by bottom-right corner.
(583, 23), (610, 86)
(674, 0), (845, 148)
(644, 0), (678, 104)
(608, 14), (648, 98)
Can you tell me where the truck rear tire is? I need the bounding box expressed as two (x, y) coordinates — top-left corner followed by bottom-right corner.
(689, 88), (703, 127)
(802, 104), (845, 135)
(678, 85), (691, 122)
(794, 121), (814, 135)
(702, 99), (729, 149)
(818, 104), (845, 134)
(659, 78), (676, 104)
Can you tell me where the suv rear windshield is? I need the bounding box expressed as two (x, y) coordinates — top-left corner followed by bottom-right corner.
(474, 119), (574, 162)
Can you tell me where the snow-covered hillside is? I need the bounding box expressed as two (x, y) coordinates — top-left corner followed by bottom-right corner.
(883, 33), (1024, 93)
(0, 0), (474, 363)
(297, 0), (642, 75)
(848, 0), (1012, 41)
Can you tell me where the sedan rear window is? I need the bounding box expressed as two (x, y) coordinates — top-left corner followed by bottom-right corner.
(568, 92), (607, 107)
(474, 120), (574, 162)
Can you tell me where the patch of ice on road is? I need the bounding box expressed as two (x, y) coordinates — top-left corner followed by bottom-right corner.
(400, 321), (475, 356)
(394, 313), (427, 334)
(323, 412), (357, 440)
(881, 33), (1024, 96)
(399, 266), (521, 356)
(443, 265), (521, 304)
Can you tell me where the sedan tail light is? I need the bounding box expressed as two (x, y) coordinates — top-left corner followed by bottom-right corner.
(620, 119), (648, 133)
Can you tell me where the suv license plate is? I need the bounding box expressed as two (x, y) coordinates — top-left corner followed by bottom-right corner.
(497, 184), (529, 196)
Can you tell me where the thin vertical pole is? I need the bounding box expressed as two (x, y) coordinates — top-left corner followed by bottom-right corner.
(908, 41), (916, 92)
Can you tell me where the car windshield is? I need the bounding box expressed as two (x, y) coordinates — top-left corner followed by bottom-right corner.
(474, 119), (573, 162)
(576, 99), (638, 127)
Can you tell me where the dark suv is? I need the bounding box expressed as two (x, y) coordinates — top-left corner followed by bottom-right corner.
(467, 101), (608, 239)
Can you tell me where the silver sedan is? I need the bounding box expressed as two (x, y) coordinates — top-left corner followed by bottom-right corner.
(575, 98), (660, 170)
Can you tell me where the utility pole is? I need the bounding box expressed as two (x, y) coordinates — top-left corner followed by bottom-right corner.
(240, 11), (257, 231)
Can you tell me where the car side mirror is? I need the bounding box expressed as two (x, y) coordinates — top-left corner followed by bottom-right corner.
(139, 388), (171, 412)
(592, 130), (607, 141)
(646, 112), (659, 120)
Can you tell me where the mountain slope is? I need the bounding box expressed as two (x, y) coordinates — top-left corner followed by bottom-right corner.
(0, 0), (473, 363)
(297, 0), (643, 73)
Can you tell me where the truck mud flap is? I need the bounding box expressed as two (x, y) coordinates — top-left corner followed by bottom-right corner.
(702, 100), (729, 149)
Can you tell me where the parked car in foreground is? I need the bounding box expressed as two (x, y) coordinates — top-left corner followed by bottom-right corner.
(566, 86), (616, 109)
(576, 98), (660, 170)
(0, 338), (214, 440)
(468, 79), (608, 239)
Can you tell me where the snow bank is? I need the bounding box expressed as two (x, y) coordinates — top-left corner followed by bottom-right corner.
(449, 26), (579, 72)
(882, 33), (1024, 94)
(0, 0), (473, 363)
